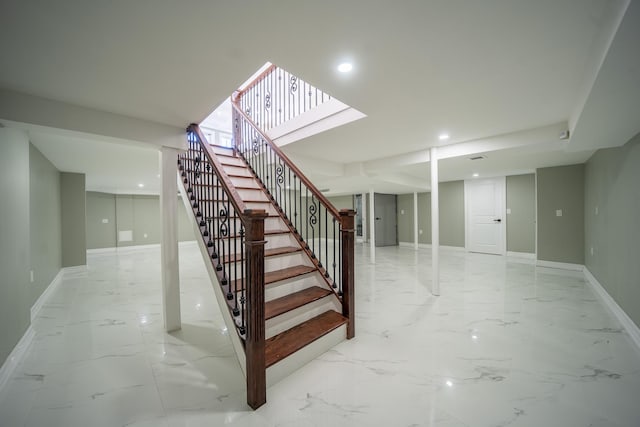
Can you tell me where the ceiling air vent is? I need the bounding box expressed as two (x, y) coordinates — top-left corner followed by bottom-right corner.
(320, 188), (331, 193)
(469, 155), (486, 161)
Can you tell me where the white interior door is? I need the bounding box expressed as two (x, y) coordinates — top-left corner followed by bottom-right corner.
(465, 177), (505, 255)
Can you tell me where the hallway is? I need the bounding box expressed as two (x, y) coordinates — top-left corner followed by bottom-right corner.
(1, 243), (639, 426)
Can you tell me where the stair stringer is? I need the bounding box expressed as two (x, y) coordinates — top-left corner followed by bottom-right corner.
(178, 176), (248, 378)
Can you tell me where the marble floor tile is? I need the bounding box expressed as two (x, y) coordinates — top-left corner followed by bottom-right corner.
(1, 242), (640, 426)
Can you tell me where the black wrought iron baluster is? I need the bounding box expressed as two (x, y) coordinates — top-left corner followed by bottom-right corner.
(215, 177), (223, 272)
(324, 206), (328, 271)
(338, 222), (342, 295)
(220, 200), (230, 299)
(287, 168), (292, 226)
(233, 223), (246, 317)
(276, 160), (284, 212)
(238, 245), (251, 335)
(239, 226), (245, 328)
(305, 187), (309, 249)
(309, 196), (317, 259)
(332, 218), (337, 287)
(226, 200), (234, 304)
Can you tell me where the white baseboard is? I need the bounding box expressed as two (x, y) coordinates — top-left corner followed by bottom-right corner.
(398, 242), (465, 252)
(30, 269), (64, 322)
(584, 268), (640, 352)
(88, 241), (197, 255)
(87, 247), (117, 254)
(536, 259), (584, 271)
(0, 326), (34, 394)
(507, 251), (536, 260)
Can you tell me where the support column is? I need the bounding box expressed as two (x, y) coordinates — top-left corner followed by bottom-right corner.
(430, 147), (440, 296)
(160, 146), (182, 332)
(413, 191), (419, 250)
(368, 189), (376, 264)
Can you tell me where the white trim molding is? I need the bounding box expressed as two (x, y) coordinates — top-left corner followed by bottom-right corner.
(507, 251), (536, 260)
(0, 326), (34, 393)
(398, 242), (466, 252)
(30, 269), (64, 321)
(584, 268), (640, 351)
(536, 259), (584, 271)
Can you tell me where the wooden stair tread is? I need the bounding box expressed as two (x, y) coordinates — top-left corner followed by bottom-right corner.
(222, 246), (301, 263)
(265, 286), (332, 320)
(265, 265), (316, 284)
(265, 310), (347, 368)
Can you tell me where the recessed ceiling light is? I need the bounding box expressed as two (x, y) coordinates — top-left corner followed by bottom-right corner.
(472, 173), (479, 178)
(438, 133), (450, 141)
(138, 183), (145, 188)
(337, 62), (353, 73)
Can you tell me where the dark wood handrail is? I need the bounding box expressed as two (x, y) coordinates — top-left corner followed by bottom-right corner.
(230, 95), (341, 220)
(187, 124), (248, 216)
(236, 64), (277, 97)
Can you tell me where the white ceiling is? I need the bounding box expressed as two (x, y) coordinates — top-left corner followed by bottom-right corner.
(0, 0), (638, 195)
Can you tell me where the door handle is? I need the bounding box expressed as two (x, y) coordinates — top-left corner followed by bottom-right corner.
(375, 217), (382, 221)
(493, 218), (502, 223)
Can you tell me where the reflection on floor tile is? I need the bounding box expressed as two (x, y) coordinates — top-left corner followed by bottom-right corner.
(1, 242), (639, 426)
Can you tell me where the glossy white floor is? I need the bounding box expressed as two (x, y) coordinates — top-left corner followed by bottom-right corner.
(1, 242), (640, 427)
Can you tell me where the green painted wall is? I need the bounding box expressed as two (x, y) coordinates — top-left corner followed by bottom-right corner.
(86, 192), (194, 249)
(29, 144), (62, 304)
(536, 164), (584, 264)
(0, 129), (31, 364)
(61, 173), (86, 267)
(506, 174), (536, 253)
(86, 192), (117, 249)
(439, 181), (465, 247)
(397, 194), (414, 243)
(585, 134), (640, 328)
(327, 195), (354, 211)
(395, 181), (464, 247)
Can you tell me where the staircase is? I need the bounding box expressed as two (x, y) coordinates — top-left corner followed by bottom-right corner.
(208, 143), (348, 368)
(177, 71), (355, 409)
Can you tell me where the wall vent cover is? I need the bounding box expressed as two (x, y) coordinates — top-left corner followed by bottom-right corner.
(469, 155), (486, 160)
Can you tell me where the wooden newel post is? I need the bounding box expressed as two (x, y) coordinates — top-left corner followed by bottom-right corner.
(340, 209), (356, 339)
(244, 209), (268, 409)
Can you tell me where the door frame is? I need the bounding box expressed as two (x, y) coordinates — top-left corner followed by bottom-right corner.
(464, 176), (506, 255)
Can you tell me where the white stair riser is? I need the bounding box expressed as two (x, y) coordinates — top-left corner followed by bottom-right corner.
(266, 323), (346, 387)
(223, 251), (310, 273)
(224, 165), (254, 177)
(265, 271), (328, 300)
(266, 299), (341, 339)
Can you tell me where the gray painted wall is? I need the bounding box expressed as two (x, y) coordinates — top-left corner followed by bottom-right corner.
(506, 174), (536, 253)
(86, 192), (117, 249)
(536, 164), (584, 264)
(439, 181), (465, 247)
(585, 134), (640, 328)
(327, 195), (354, 211)
(86, 192), (194, 249)
(397, 194), (414, 243)
(0, 129), (31, 364)
(395, 181), (464, 247)
(29, 144), (62, 304)
(61, 173), (86, 267)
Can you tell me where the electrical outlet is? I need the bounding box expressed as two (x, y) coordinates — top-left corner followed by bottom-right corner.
(556, 209), (563, 217)
(30, 270), (34, 283)
(506, 208), (512, 214)
(400, 209), (405, 215)
(595, 206), (599, 215)
(419, 229), (423, 235)
(143, 233), (148, 239)
(102, 218), (109, 224)
(590, 247), (594, 256)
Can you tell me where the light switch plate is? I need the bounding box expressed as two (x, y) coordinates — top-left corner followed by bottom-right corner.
(506, 208), (511, 214)
(556, 209), (563, 217)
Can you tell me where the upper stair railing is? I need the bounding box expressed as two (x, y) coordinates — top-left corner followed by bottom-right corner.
(238, 64), (332, 133)
(232, 66), (355, 339)
(179, 125), (267, 409)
